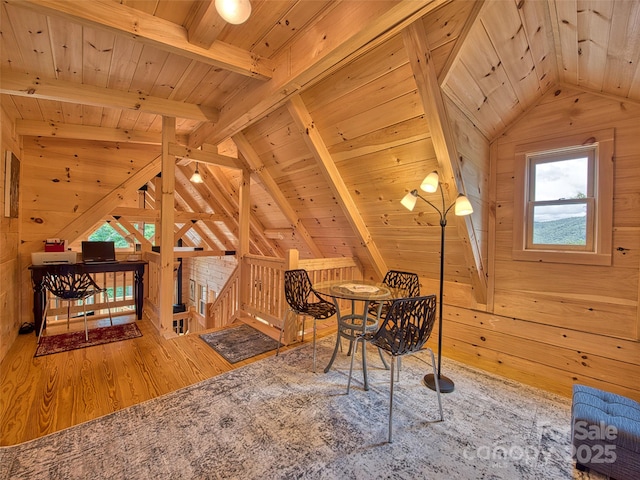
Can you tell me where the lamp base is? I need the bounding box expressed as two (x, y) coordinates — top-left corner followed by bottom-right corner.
(423, 373), (455, 393)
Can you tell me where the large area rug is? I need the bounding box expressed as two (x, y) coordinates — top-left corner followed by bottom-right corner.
(34, 322), (142, 357)
(199, 323), (281, 363)
(2, 337), (602, 480)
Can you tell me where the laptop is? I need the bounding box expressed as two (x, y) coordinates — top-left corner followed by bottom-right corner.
(81, 241), (118, 264)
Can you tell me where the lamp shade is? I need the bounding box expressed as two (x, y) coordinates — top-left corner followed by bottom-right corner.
(420, 171), (439, 193)
(454, 194), (473, 216)
(190, 164), (204, 184)
(215, 0), (252, 24)
(400, 191), (418, 211)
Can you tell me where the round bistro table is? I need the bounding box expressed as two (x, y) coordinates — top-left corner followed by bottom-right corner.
(313, 279), (408, 390)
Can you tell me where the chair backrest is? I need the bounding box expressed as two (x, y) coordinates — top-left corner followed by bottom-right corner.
(382, 270), (420, 297)
(43, 272), (100, 301)
(283, 269), (313, 312)
(371, 295), (437, 356)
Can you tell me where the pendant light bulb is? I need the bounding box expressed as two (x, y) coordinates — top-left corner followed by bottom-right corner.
(190, 163), (204, 184)
(215, 0), (252, 24)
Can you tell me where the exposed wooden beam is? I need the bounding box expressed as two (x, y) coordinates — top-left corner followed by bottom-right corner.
(1, 70), (219, 122)
(10, 0), (273, 80)
(14, 119), (190, 145)
(403, 21), (487, 304)
(169, 143), (242, 170)
(110, 206), (224, 223)
(185, 0), (225, 49)
(174, 221), (196, 245)
(287, 95), (387, 279)
(172, 249), (230, 258)
(188, 0), (450, 146)
(233, 132), (325, 258)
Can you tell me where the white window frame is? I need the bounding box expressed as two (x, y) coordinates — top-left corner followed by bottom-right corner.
(512, 129), (614, 266)
(198, 284), (207, 316)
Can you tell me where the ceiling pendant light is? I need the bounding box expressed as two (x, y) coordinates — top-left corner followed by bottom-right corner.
(215, 0), (252, 25)
(190, 163), (204, 183)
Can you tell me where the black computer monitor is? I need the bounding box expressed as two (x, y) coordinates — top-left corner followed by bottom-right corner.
(81, 241), (116, 263)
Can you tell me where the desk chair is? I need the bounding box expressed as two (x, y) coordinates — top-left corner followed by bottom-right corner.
(276, 269), (336, 372)
(348, 294), (443, 443)
(38, 271), (113, 343)
(368, 270), (420, 319)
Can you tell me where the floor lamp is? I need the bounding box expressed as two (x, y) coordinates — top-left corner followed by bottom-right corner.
(401, 171), (473, 393)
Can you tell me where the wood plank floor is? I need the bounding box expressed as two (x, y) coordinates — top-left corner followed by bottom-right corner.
(0, 314), (334, 446)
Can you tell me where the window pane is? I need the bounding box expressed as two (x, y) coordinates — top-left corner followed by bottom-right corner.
(532, 204), (587, 245)
(534, 157), (588, 201)
(89, 222), (128, 247)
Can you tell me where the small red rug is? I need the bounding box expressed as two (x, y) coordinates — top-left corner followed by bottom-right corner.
(35, 323), (142, 357)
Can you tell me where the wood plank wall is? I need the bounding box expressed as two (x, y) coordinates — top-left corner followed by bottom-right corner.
(442, 87), (640, 401)
(0, 106), (22, 360)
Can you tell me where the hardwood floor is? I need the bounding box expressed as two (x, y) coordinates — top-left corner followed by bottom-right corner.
(0, 314), (332, 446)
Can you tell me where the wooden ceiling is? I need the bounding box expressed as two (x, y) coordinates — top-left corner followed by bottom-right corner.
(2, 0), (640, 299)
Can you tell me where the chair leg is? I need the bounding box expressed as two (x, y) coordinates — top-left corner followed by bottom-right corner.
(37, 300), (50, 344)
(378, 347), (390, 370)
(312, 317), (317, 373)
(276, 308), (290, 356)
(103, 289), (113, 326)
(389, 355), (396, 443)
(427, 348), (444, 421)
(82, 299), (89, 341)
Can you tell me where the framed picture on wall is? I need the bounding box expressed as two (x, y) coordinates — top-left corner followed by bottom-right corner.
(4, 150), (20, 218)
(189, 279), (195, 301)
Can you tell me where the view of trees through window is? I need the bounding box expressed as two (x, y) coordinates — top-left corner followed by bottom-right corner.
(528, 152), (592, 248)
(532, 216), (587, 245)
(89, 222), (155, 247)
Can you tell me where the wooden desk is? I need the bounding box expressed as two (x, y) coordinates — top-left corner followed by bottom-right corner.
(29, 261), (147, 336)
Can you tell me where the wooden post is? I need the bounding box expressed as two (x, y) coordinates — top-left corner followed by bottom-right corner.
(238, 168), (250, 314)
(159, 116), (176, 335)
(282, 249), (300, 344)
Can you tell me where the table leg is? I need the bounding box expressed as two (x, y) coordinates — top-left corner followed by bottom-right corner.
(324, 298), (342, 374)
(31, 273), (45, 337)
(134, 266), (144, 319)
(361, 300), (371, 390)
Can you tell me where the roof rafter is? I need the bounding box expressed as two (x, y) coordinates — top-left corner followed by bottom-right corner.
(233, 132), (324, 259)
(403, 20), (487, 304)
(287, 95), (387, 279)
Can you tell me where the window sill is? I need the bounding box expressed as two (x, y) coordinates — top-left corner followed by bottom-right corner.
(511, 249), (612, 266)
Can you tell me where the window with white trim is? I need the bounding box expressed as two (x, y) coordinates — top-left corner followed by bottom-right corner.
(198, 284), (207, 316)
(512, 130), (614, 266)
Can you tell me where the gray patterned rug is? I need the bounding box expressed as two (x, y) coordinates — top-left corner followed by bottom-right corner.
(0, 337), (602, 480)
(199, 323), (281, 363)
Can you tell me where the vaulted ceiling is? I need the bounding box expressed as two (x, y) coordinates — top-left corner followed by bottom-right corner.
(2, 0), (639, 302)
